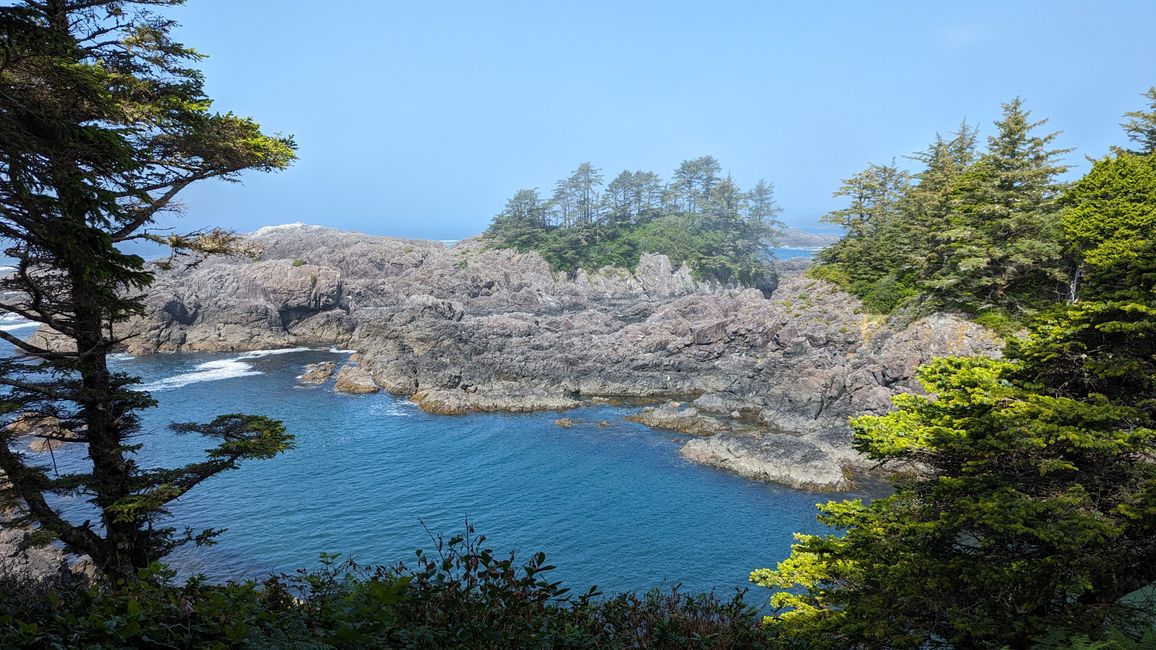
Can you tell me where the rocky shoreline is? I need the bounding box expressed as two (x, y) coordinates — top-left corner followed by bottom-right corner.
(65, 224), (1001, 491)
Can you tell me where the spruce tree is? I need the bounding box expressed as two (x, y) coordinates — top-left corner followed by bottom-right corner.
(924, 98), (1070, 313)
(757, 97), (1156, 650)
(814, 161), (911, 310)
(0, 0), (295, 581)
(1121, 86), (1156, 155)
(902, 122), (979, 285)
(487, 188), (547, 250)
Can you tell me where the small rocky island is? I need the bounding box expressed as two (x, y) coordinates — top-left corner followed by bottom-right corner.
(93, 224), (999, 491)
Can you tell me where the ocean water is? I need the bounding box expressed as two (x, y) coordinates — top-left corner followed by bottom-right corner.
(6, 334), (870, 601)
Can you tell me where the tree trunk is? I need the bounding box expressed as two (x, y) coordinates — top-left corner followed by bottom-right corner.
(72, 271), (143, 581)
(45, 0), (69, 34)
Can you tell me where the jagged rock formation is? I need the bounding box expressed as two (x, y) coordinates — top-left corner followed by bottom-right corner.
(299, 361), (337, 385)
(626, 402), (734, 437)
(0, 469), (72, 580)
(108, 224), (1002, 490)
(332, 363), (379, 394)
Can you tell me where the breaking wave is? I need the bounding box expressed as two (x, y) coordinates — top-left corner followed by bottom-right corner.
(0, 313), (38, 332)
(236, 347), (312, 359)
(139, 358), (262, 392)
(138, 348), (315, 392)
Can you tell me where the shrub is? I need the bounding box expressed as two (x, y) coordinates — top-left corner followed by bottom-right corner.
(0, 527), (775, 649)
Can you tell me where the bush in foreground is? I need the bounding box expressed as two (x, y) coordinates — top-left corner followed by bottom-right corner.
(0, 528), (773, 649)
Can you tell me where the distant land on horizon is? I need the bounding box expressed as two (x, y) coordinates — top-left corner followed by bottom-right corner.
(102, 223), (840, 263)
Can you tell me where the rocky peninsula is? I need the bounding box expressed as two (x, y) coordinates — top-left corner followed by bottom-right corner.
(99, 224), (1000, 491)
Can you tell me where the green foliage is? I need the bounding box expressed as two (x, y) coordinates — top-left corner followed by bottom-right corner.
(484, 158), (783, 293)
(1033, 624), (1156, 650)
(754, 357), (1156, 648)
(1061, 152), (1156, 303)
(292, 258), (307, 267)
(1121, 87), (1156, 155)
(969, 308), (1022, 338)
(814, 99), (1070, 318)
(1017, 151), (1156, 413)
(757, 101), (1156, 648)
(0, 0), (295, 581)
(926, 98), (1071, 313)
(0, 529), (777, 649)
(805, 262), (852, 289)
(856, 272), (919, 314)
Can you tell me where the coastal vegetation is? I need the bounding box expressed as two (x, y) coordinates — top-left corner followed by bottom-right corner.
(0, 527), (786, 648)
(755, 91), (1156, 647)
(812, 99), (1071, 320)
(484, 158), (784, 293)
(0, 0), (295, 581)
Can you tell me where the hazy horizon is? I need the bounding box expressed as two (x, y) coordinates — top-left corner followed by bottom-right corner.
(146, 1), (1155, 240)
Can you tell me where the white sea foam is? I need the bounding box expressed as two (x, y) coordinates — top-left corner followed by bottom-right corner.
(328, 347), (357, 354)
(139, 358), (261, 392)
(368, 400), (413, 417)
(236, 347), (312, 359)
(0, 314), (38, 332)
(137, 348), (312, 391)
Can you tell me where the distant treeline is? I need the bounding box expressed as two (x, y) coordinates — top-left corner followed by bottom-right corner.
(814, 97), (1072, 318)
(484, 156), (783, 292)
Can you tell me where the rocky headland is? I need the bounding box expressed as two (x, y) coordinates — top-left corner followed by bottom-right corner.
(92, 224), (1000, 491)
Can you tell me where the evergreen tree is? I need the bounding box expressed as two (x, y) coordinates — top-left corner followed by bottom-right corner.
(1121, 86), (1156, 154)
(603, 170), (637, 225)
(924, 98), (1070, 313)
(820, 161), (909, 239)
(632, 170), (666, 217)
(550, 162), (603, 227)
(570, 162), (604, 226)
(757, 99), (1156, 650)
(745, 179), (782, 230)
(903, 122), (979, 281)
(813, 161), (912, 310)
(487, 188), (547, 250)
(485, 158), (778, 291)
(669, 155), (721, 214)
(0, 0), (295, 581)
(1021, 150), (1156, 408)
(703, 174), (746, 228)
(603, 169), (665, 226)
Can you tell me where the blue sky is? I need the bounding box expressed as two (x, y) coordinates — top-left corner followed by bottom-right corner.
(161, 0), (1156, 239)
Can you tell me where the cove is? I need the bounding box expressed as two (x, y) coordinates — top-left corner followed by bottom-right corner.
(31, 348), (874, 598)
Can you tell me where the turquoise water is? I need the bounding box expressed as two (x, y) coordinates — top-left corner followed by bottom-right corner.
(17, 347), (869, 599)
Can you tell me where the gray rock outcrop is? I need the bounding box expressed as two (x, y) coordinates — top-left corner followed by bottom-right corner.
(103, 224), (1003, 490)
(0, 470), (72, 580)
(333, 363), (379, 394)
(299, 361), (337, 385)
(626, 402), (731, 436)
